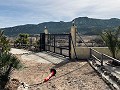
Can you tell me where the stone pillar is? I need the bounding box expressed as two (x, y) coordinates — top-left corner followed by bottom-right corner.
(71, 21), (77, 59)
(44, 26), (48, 50)
(44, 26), (48, 34)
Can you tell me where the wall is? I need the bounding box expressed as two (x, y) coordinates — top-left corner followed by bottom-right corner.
(75, 47), (120, 59)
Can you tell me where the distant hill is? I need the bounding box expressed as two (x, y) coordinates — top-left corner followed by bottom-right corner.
(1, 17), (120, 36)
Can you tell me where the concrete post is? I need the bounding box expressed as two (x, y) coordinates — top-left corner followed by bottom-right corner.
(70, 21), (77, 59)
(44, 26), (48, 34)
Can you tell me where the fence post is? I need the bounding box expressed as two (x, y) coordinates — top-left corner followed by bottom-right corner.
(48, 34), (50, 51)
(60, 48), (62, 55)
(90, 48), (92, 60)
(101, 54), (103, 66)
(54, 35), (55, 53)
(39, 33), (41, 51)
(69, 33), (71, 59)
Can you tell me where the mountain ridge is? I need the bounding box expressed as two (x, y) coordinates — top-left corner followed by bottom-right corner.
(1, 17), (120, 36)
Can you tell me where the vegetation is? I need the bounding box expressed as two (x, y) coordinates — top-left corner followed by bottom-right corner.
(101, 26), (120, 66)
(0, 30), (10, 53)
(0, 30), (22, 89)
(89, 37), (104, 47)
(0, 53), (22, 89)
(14, 33), (29, 48)
(101, 26), (120, 59)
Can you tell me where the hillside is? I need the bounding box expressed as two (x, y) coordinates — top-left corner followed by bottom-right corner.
(1, 17), (120, 36)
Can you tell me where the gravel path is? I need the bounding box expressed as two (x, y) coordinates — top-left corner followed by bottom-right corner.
(9, 48), (111, 90)
(29, 62), (110, 90)
(10, 57), (110, 90)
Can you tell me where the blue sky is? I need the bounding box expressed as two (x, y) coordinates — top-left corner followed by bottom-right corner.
(0, 0), (120, 28)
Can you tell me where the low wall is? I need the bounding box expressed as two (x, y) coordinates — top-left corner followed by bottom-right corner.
(75, 47), (120, 59)
(75, 47), (90, 59)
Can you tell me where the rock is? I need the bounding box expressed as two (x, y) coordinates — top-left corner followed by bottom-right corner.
(17, 82), (29, 90)
(5, 78), (20, 90)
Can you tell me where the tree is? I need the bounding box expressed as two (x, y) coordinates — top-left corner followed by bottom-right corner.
(19, 33), (29, 45)
(0, 30), (10, 53)
(101, 26), (120, 59)
(0, 53), (22, 89)
(14, 33), (29, 48)
(0, 30), (22, 89)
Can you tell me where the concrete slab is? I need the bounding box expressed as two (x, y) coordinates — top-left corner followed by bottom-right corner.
(36, 52), (67, 63)
(9, 48), (68, 64)
(21, 54), (51, 63)
(9, 48), (31, 54)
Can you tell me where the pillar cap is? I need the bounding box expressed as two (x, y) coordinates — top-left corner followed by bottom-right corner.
(44, 26), (47, 29)
(72, 20), (75, 26)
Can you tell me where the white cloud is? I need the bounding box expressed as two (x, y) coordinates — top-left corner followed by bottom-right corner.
(0, 0), (120, 27)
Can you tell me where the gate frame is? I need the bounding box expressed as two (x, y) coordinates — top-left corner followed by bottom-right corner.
(40, 33), (71, 59)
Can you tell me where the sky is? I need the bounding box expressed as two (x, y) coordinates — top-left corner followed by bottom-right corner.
(0, 0), (120, 28)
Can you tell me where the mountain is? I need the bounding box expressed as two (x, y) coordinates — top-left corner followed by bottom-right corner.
(1, 17), (120, 36)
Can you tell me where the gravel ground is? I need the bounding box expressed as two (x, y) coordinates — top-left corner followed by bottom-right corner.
(9, 54), (111, 90)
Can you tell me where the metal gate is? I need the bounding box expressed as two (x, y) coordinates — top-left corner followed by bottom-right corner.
(40, 33), (71, 59)
(40, 33), (45, 51)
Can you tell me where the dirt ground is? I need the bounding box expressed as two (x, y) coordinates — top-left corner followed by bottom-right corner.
(9, 55), (111, 90)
